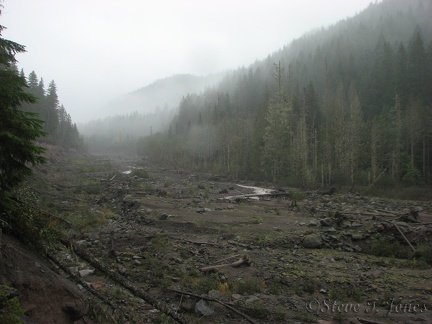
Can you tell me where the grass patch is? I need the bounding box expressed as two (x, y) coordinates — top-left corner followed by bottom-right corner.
(182, 273), (221, 294)
(73, 180), (101, 195)
(240, 299), (270, 320)
(328, 285), (363, 302)
(231, 277), (262, 295)
(131, 168), (150, 179)
(67, 211), (107, 231)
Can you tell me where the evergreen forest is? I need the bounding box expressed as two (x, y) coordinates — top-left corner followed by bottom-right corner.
(137, 0), (432, 189)
(19, 70), (83, 149)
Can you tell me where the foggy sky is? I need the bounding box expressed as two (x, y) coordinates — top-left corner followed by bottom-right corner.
(2, 0), (374, 123)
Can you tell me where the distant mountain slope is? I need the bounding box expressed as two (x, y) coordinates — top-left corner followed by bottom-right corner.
(139, 0), (432, 188)
(101, 73), (225, 116)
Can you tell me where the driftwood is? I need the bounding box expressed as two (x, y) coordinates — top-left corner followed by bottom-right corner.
(357, 318), (385, 324)
(200, 255), (250, 273)
(213, 253), (241, 264)
(219, 192), (291, 201)
(392, 222), (416, 252)
(169, 288), (258, 324)
(380, 220), (416, 253)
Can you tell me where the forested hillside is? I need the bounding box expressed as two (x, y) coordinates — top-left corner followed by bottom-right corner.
(139, 0), (432, 188)
(19, 70), (83, 148)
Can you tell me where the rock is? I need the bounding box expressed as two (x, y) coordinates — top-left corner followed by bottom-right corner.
(308, 220), (319, 227)
(78, 269), (94, 277)
(62, 300), (89, 321)
(231, 294), (242, 301)
(208, 290), (221, 299)
(159, 213), (170, 220)
(351, 233), (363, 241)
(133, 260), (142, 266)
(321, 226), (336, 232)
(197, 208), (212, 213)
(302, 234), (322, 248)
(320, 217), (333, 226)
(195, 299), (214, 316)
(67, 266), (79, 275)
(122, 194), (133, 202)
(245, 295), (260, 304)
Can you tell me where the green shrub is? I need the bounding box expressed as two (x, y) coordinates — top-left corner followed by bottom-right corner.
(364, 237), (412, 259)
(415, 244), (432, 265)
(0, 285), (25, 324)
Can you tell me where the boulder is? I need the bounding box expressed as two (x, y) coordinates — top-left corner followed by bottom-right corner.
(302, 234), (322, 249)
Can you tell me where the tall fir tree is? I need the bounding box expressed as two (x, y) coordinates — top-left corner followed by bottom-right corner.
(0, 5), (46, 203)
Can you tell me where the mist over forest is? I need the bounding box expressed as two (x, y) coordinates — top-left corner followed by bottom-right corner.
(24, 0), (432, 189)
(124, 0), (431, 189)
(79, 73), (225, 153)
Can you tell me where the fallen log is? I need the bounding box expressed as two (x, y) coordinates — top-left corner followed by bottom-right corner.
(392, 222), (416, 253)
(60, 238), (186, 323)
(169, 288), (258, 324)
(213, 253), (241, 264)
(357, 318), (385, 324)
(218, 192), (291, 200)
(200, 255), (250, 273)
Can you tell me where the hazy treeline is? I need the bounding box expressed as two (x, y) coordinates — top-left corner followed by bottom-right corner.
(79, 109), (175, 154)
(139, 0), (432, 188)
(19, 70), (83, 149)
(79, 74), (225, 154)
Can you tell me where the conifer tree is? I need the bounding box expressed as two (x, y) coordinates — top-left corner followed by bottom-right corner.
(45, 80), (59, 136)
(0, 5), (46, 202)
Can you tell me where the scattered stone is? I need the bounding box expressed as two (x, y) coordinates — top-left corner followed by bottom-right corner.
(208, 290), (221, 299)
(320, 217), (333, 226)
(67, 266), (79, 275)
(308, 220), (319, 227)
(78, 269), (95, 277)
(197, 208), (212, 214)
(302, 234), (322, 248)
(321, 226), (336, 232)
(195, 299), (214, 316)
(133, 259), (142, 266)
(231, 294), (242, 301)
(62, 300), (89, 321)
(351, 233), (364, 241)
(245, 295), (260, 305)
(159, 213), (170, 220)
